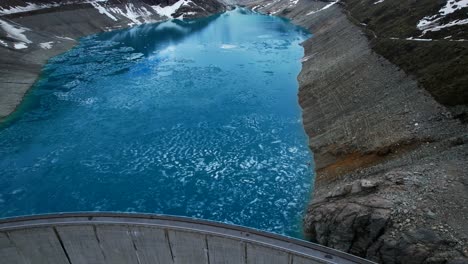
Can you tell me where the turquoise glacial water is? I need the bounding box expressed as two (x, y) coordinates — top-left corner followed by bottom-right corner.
(0, 8), (313, 237)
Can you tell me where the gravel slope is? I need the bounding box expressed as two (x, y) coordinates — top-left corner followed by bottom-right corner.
(241, 0), (468, 262)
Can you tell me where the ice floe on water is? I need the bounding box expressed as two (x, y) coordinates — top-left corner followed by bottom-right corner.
(220, 44), (237, 49)
(0, 9), (313, 237)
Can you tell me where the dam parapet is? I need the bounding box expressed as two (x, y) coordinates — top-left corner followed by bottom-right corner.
(0, 213), (373, 264)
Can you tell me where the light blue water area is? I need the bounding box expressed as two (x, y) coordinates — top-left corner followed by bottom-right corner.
(0, 8), (313, 237)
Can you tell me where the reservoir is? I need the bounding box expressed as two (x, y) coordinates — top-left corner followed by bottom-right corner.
(0, 8), (313, 237)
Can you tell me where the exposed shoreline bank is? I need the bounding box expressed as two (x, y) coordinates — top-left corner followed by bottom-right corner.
(246, 0), (467, 262)
(0, 0), (226, 121)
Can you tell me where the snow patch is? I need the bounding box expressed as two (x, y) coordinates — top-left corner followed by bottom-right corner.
(40, 41), (54, 49)
(184, 11), (197, 16)
(406, 37), (432, 41)
(290, 0), (300, 5)
(417, 0), (468, 35)
(56, 36), (76, 42)
(89, 2), (162, 25)
(439, 0), (468, 16)
(0, 19), (31, 43)
(220, 44), (237, 49)
(14, 42), (27, 49)
(252, 4), (262, 12)
(307, 0), (339, 16)
(0, 2), (60, 15)
(0, 39), (7, 47)
(301, 54), (314, 62)
(151, 0), (192, 18)
(421, 18), (468, 34)
(373, 0), (385, 4)
(90, 2), (118, 21)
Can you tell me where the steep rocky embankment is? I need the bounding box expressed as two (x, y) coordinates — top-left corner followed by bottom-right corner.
(0, 0), (225, 119)
(243, 0), (468, 263)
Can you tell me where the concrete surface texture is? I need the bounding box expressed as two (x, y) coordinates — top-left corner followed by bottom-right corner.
(0, 213), (373, 264)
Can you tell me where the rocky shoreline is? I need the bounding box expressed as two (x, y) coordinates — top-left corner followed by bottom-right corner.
(0, 0), (226, 120)
(243, 0), (468, 262)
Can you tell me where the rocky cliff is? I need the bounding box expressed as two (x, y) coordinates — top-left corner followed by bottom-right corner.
(0, 0), (225, 119)
(243, 0), (468, 263)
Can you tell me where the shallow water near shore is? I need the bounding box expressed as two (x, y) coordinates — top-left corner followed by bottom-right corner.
(0, 8), (313, 237)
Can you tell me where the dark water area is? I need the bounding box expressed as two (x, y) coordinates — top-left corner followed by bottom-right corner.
(0, 8), (313, 237)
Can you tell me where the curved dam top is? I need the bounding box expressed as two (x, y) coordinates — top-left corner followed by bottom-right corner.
(0, 213), (373, 264)
(0, 8), (313, 237)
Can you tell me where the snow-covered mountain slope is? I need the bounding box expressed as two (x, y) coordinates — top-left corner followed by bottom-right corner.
(0, 0), (225, 50)
(0, 0), (225, 119)
(248, 0), (467, 107)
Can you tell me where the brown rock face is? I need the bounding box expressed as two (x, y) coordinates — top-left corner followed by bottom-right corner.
(245, 0), (468, 263)
(305, 194), (392, 256)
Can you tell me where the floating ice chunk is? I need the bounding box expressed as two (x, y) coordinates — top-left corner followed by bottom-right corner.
(288, 147), (298, 153)
(373, 0), (384, 4)
(0, 39), (7, 47)
(220, 44), (237, 49)
(249, 198), (259, 204)
(11, 188), (24, 195)
(40, 41), (54, 49)
(159, 45), (177, 55)
(126, 53), (144, 60)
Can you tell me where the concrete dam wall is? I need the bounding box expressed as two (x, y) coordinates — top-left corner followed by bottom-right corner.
(0, 213), (372, 264)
